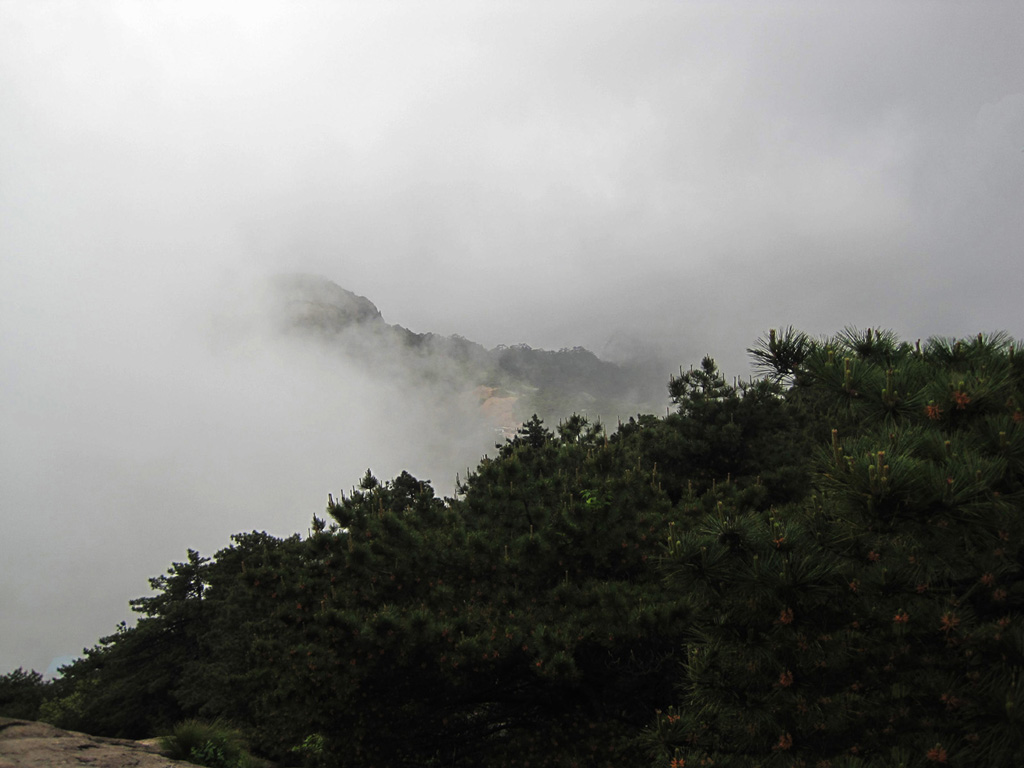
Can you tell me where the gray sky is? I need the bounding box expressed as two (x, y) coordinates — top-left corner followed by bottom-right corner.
(1, 1), (1022, 675)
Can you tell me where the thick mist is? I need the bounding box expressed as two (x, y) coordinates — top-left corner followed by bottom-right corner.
(1, 265), (503, 674)
(2, 2), (1022, 675)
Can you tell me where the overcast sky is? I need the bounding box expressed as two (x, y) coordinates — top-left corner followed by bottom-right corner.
(1, 1), (1022, 675)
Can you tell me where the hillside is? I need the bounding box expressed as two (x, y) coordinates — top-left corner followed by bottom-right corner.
(245, 273), (669, 435)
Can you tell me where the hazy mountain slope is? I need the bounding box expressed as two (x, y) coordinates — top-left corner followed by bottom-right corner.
(241, 273), (668, 433)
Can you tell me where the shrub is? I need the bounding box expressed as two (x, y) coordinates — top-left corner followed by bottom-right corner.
(290, 733), (328, 768)
(160, 719), (253, 768)
(0, 668), (49, 720)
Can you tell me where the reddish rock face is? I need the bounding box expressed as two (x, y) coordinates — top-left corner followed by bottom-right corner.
(473, 385), (521, 438)
(0, 718), (189, 768)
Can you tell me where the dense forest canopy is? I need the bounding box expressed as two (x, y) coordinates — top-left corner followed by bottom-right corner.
(3, 328), (1023, 768)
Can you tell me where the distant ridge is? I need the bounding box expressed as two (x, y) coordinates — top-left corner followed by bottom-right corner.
(255, 273), (668, 430)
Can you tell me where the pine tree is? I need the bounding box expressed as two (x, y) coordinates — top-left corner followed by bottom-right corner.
(0, 668), (49, 719)
(647, 330), (1024, 768)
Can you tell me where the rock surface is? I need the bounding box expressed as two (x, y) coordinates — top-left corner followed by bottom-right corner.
(0, 718), (191, 768)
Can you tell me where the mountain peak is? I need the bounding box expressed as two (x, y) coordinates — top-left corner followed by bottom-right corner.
(267, 273), (383, 332)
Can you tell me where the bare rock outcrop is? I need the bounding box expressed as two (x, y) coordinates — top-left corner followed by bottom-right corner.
(0, 718), (191, 768)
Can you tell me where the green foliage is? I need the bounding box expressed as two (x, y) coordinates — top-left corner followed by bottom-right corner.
(747, 326), (813, 384)
(46, 327), (1024, 768)
(637, 356), (815, 509)
(647, 328), (1024, 768)
(0, 667), (49, 719)
(47, 551), (212, 738)
(36, 676), (95, 731)
(290, 733), (328, 768)
(160, 719), (254, 768)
